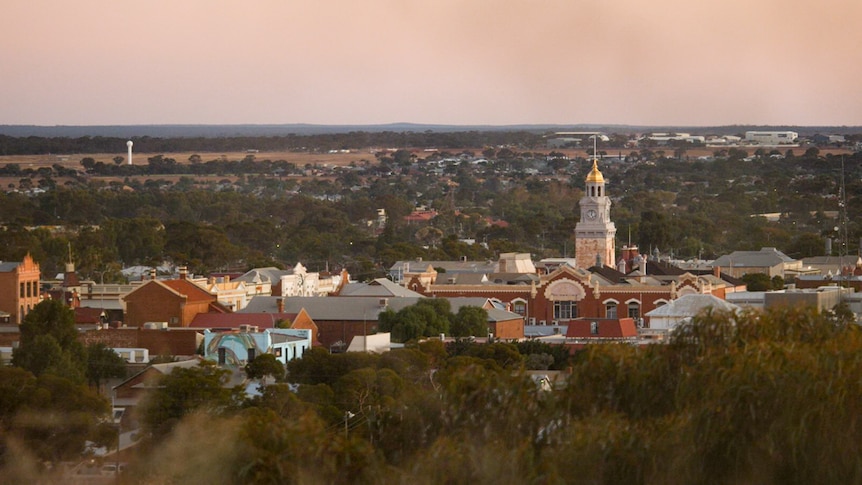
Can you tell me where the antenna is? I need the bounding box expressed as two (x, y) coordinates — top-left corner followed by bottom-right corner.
(840, 156), (848, 270)
(126, 140), (133, 165)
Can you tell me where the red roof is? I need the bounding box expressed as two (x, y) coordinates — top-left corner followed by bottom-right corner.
(161, 279), (217, 303)
(74, 307), (104, 324)
(404, 210), (438, 222)
(565, 318), (638, 339)
(189, 313), (297, 329)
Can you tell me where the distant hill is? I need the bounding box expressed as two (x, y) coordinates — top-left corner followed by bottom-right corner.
(1, 123), (860, 138)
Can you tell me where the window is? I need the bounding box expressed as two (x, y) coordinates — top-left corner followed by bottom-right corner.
(20, 283), (24, 298)
(605, 303), (617, 319)
(553, 301), (577, 320)
(628, 302), (641, 320)
(513, 301), (526, 316)
(590, 321), (599, 335)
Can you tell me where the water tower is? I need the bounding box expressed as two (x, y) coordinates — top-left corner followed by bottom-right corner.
(126, 140), (133, 165)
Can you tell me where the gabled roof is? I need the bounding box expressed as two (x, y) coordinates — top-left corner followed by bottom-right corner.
(0, 262), (21, 272)
(241, 296), (408, 321)
(239, 295), (520, 323)
(645, 294), (739, 318)
(235, 267), (295, 285)
(712, 247), (797, 268)
(339, 278), (424, 298)
(161, 279), (219, 303)
(589, 265), (626, 284)
(189, 312), (297, 329)
(646, 260), (687, 276)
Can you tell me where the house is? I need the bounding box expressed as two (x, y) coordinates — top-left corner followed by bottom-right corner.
(644, 294), (740, 334)
(388, 258), (498, 284)
(337, 278), (425, 298)
(799, 255), (862, 278)
(710, 247), (803, 279)
(203, 327), (312, 366)
(0, 253), (41, 324)
(194, 276), (251, 311)
(234, 263), (344, 298)
(122, 268), (229, 328)
(189, 307), (320, 346)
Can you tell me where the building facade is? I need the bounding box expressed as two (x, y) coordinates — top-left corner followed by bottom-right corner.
(0, 254), (41, 324)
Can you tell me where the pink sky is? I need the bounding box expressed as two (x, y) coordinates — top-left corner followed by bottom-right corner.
(2, 0), (860, 126)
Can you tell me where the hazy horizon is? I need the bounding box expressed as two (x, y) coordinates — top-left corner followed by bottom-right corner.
(3, 1), (860, 127)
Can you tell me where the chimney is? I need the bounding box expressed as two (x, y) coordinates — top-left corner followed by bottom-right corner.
(150, 269), (157, 280)
(224, 275), (230, 284)
(713, 266), (721, 278)
(178, 266), (188, 280)
(276, 297), (284, 313)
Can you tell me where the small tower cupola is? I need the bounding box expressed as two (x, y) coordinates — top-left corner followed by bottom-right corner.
(585, 159), (605, 197)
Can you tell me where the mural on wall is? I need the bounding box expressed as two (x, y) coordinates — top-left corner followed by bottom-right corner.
(206, 333), (269, 366)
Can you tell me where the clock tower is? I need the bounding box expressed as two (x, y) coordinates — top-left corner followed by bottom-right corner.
(575, 159), (616, 269)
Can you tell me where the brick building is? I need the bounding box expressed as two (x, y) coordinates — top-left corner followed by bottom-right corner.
(0, 254), (41, 324)
(123, 269), (228, 328)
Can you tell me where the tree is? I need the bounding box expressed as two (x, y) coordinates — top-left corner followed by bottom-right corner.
(742, 272), (773, 291)
(245, 353), (285, 383)
(85, 342), (127, 392)
(80, 157), (96, 172)
(12, 299), (86, 382)
(450, 306), (489, 337)
(140, 362), (237, 439)
(638, 210), (673, 251)
(378, 299), (452, 342)
(0, 367), (111, 463)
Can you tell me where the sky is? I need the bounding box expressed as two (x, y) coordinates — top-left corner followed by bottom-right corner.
(2, 0), (860, 127)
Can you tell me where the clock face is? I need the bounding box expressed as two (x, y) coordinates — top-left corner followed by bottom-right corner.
(586, 209), (597, 220)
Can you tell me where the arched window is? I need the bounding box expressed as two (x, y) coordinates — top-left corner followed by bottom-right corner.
(627, 302), (641, 320)
(512, 300), (527, 316)
(605, 302), (617, 319)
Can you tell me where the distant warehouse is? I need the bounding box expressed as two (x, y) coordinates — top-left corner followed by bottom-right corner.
(744, 131), (798, 145)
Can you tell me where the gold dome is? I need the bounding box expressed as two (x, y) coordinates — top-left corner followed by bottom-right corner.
(585, 158), (604, 183)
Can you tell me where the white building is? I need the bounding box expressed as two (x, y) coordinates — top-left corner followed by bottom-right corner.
(744, 131), (798, 145)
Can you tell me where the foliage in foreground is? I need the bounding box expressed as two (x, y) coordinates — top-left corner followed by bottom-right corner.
(6, 306), (862, 484)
